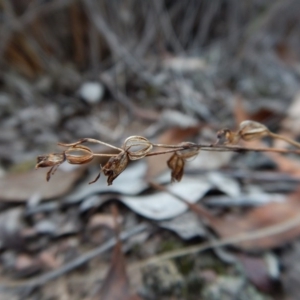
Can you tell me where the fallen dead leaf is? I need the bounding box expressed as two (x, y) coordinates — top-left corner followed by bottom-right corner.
(158, 211), (207, 240)
(162, 184), (300, 250)
(38, 251), (61, 270)
(216, 193), (300, 250)
(93, 239), (141, 300)
(242, 139), (300, 177)
(238, 254), (273, 292)
(88, 214), (122, 231)
(0, 167), (85, 202)
(207, 192), (300, 250)
(14, 253), (42, 277)
(120, 176), (212, 220)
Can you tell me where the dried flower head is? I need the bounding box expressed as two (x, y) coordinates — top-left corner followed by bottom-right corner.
(36, 153), (66, 168)
(102, 151), (129, 185)
(167, 152), (185, 182)
(238, 120), (269, 141)
(215, 129), (238, 145)
(123, 136), (153, 160)
(36, 152), (66, 181)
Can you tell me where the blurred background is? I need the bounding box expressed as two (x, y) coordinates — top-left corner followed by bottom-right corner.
(1, 0), (300, 299)
(1, 0), (300, 166)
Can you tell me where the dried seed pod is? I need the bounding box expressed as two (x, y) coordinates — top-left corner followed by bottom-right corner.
(36, 152), (66, 181)
(36, 153), (66, 168)
(123, 136), (153, 160)
(216, 129), (238, 145)
(167, 152), (185, 182)
(238, 120), (269, 141)
(65, 145), (94, 164)
(102, 151), (129, 185)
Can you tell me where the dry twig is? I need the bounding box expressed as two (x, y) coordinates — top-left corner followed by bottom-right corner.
(0, 224), (147, 291)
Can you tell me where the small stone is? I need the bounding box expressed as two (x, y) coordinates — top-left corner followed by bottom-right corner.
(79, 82), (104, 104)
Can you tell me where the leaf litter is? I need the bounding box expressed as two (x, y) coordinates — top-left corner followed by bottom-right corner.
(2, 2), (300, 299)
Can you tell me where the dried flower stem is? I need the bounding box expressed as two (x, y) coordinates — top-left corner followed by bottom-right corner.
(36, 121), (300, 184)
(93, 153), (119, 157)
(268, 132), (300, 149)
(144, 148), (187, 156)
(199, 144), (300, 154)
(59, 138), (123, 151)
(152, 143), (188, 149)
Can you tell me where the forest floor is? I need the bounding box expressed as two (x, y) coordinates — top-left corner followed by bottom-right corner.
(1, 1), (300, 299)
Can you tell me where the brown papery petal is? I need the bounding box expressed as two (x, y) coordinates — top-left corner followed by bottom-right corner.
(102, 151), (129, 185)
(167, 152), (185, 182)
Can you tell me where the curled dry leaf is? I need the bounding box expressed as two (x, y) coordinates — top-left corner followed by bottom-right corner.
(102, 151), (129, 186)
(36, 152), (66, 181)
(237, 120), (269, 142)
(123, 136), (153, 160)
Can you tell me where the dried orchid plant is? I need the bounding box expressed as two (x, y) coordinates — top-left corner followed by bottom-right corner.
(36, 121), (300, 185)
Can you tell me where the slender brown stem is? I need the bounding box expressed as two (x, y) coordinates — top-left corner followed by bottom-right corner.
(145, 148), (186, 156)
(81, 138), (123, 151)
(90, 144), (300, 158)
(93, 153), (118, 157)
(152, 143), (187, 149)
(197, 144), (300, 155)
(59, 138), (123, 151)
(269, 132), (300, 149)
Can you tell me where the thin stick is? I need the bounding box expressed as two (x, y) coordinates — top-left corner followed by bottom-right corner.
(59, 138), (123, 152)
(76, 138), (123, 151)
(145, 148), (186, 156)
(0, 224), (147, 290)
(269, 132), (300, 149)
(93, 153), (118, 158)
(152, 143), (190, 149)
(129, 212), (300, 272)
(198, 144), (300, 155)
(145, 144), (300, 157)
